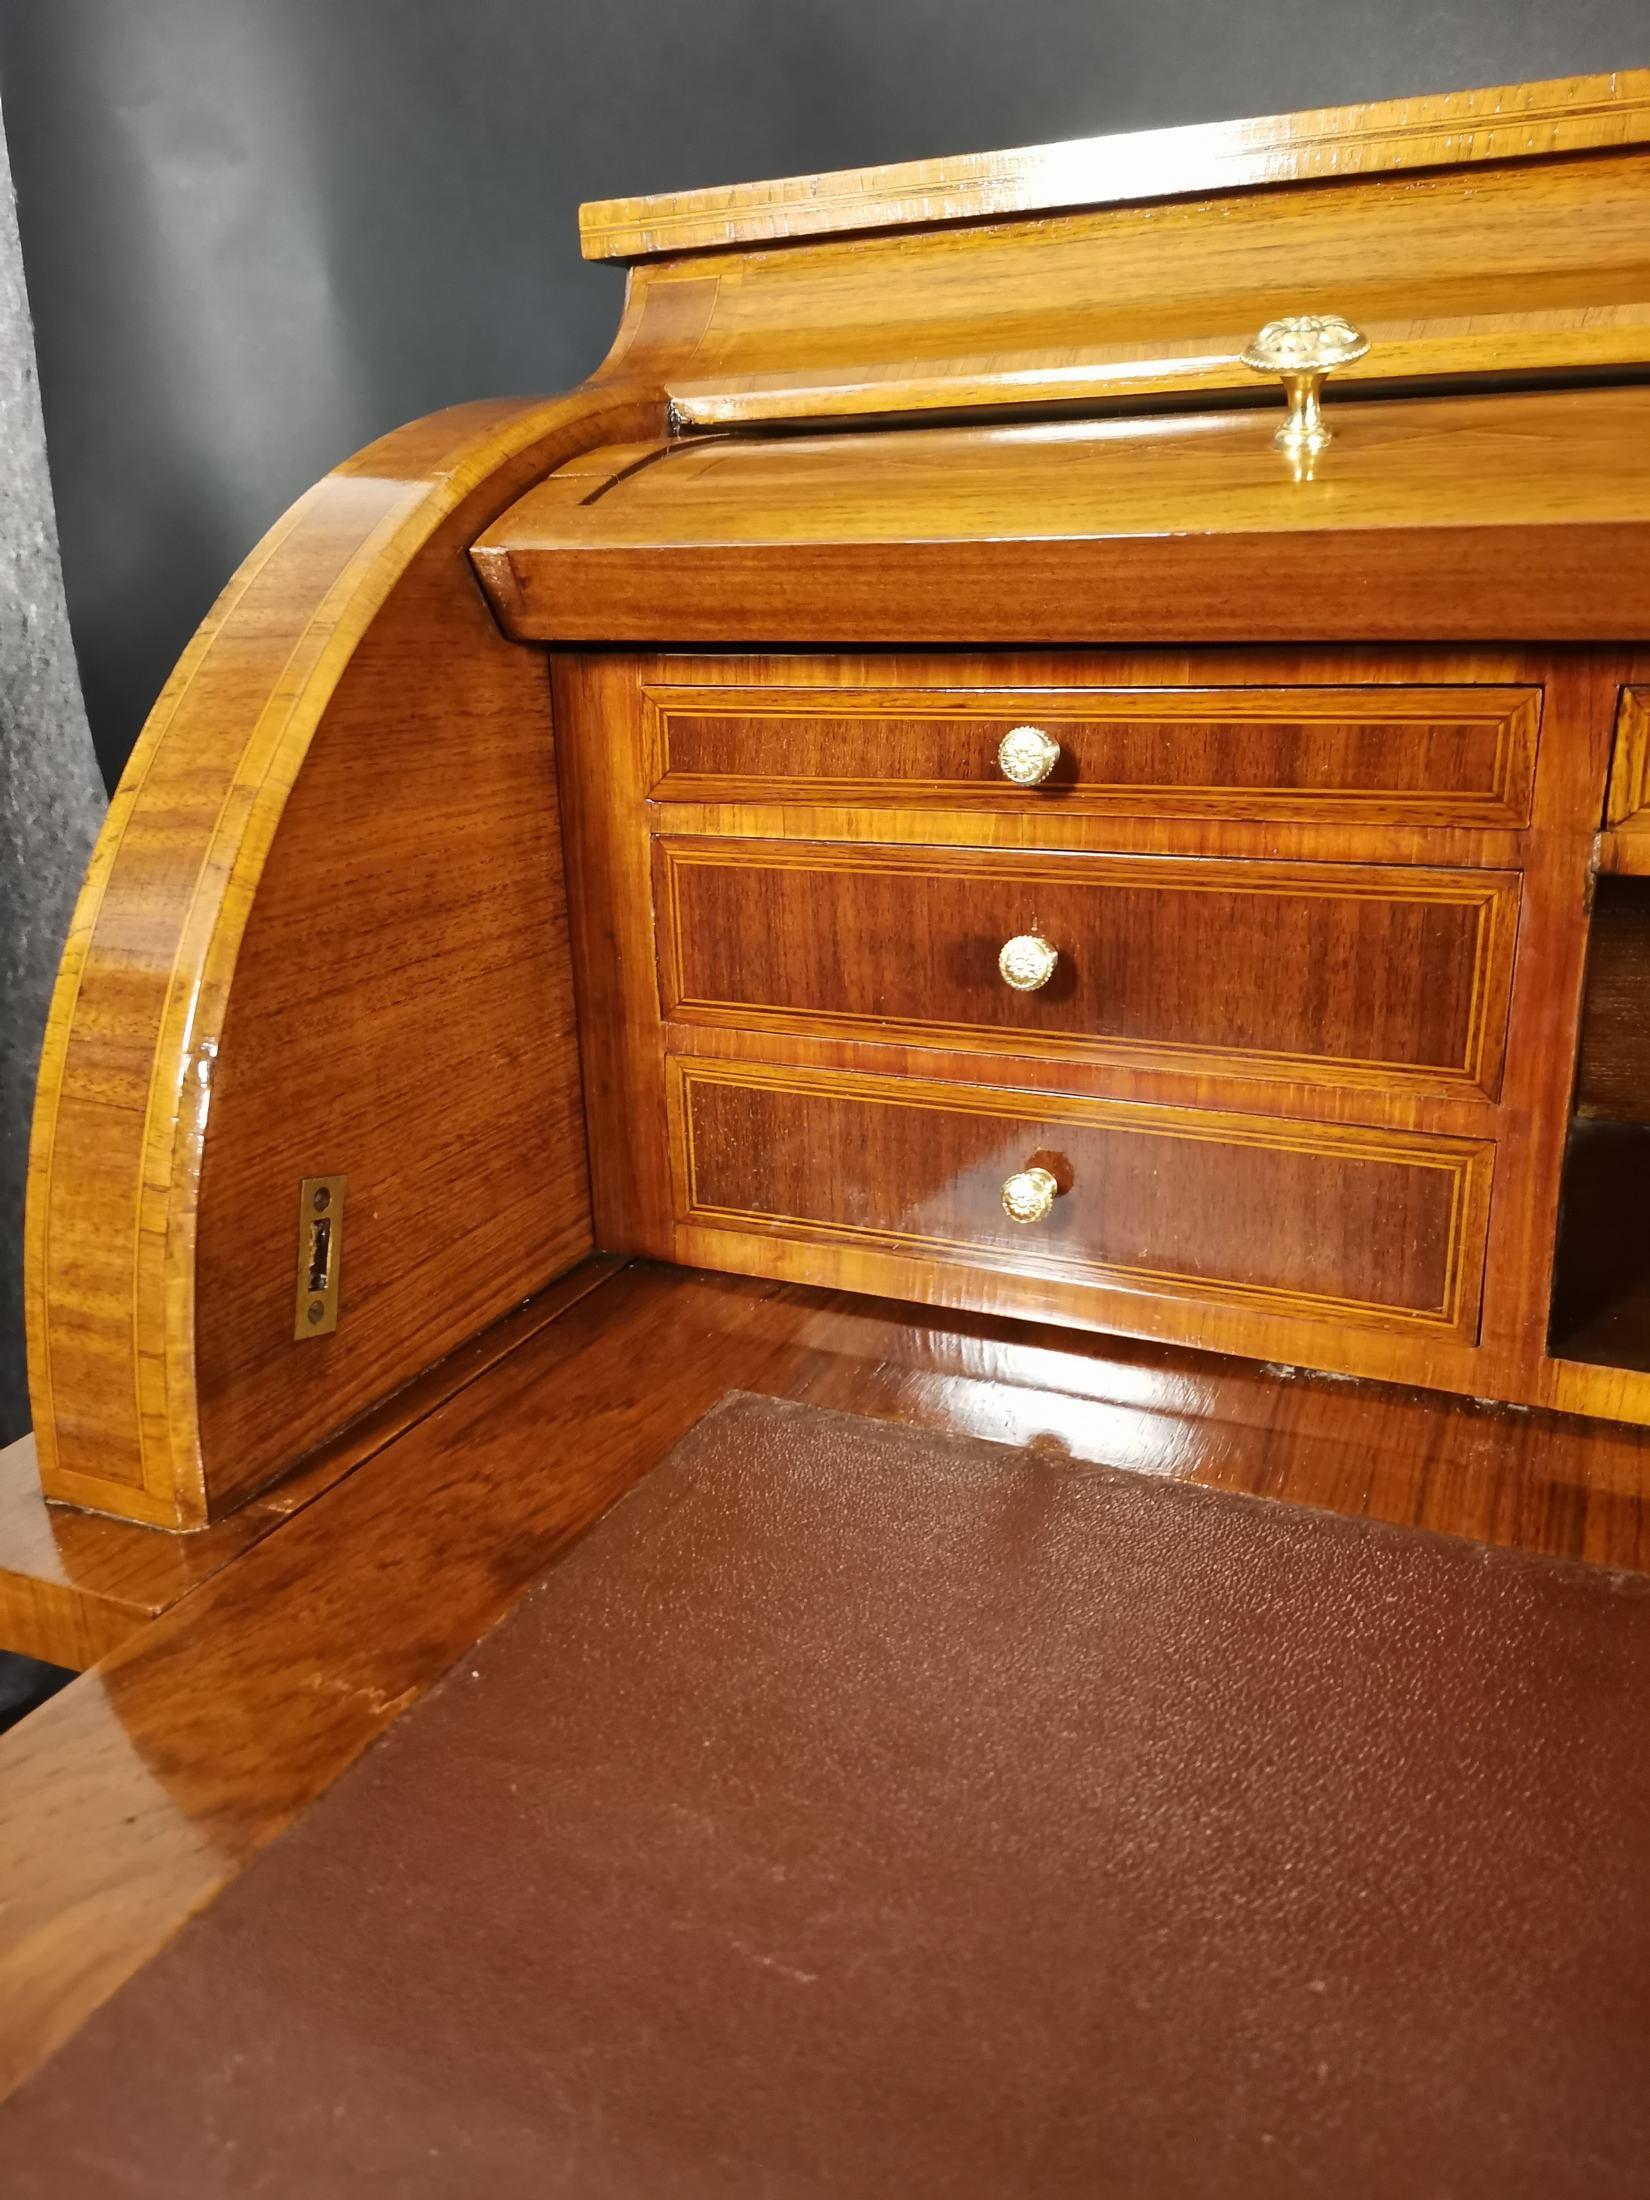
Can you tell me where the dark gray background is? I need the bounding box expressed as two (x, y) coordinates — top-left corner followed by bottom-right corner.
(0, 0), (1643, 783)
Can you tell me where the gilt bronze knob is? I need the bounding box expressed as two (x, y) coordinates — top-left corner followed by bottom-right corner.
(998, 724), (1062, 785)
(1240, 314), (1369, 455)
(998, 933), (1059, 992)
(1001, 1165), (1059, 1224)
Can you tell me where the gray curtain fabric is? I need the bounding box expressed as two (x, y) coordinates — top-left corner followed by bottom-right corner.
(0, 84), (104, 1447)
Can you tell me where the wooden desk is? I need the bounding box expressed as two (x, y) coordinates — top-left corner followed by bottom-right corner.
(8, 67), (1650, 2134)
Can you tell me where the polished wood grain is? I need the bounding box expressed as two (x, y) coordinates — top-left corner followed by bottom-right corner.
(0, 1434), (268, 1669)
(655, 836), (1519, 1101)
(26, 385), (665, 1527)
(23, 66), (1650, 1571)
(558, 646), (1647, 1421)
(581, 70), (1650, 259)
(585, 103), (1650, 432)
(0, 1262), (623, 1668)
(473, 389), (1650, 647)
(670, 1058), (1494, 1339)
(1600, 690), (1650, 875)
(10, 1256), (1650, 2100)
(647, 682), (1541, 829)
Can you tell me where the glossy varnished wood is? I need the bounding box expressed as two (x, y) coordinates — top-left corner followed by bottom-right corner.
(9, 1257), (1650, 2100)
(655, 836), (1519, 1101)
(1600, 689), (1650, 875)
(0, 1262), (622, 1668)
(670, 1058), (1494, 1339)
(576, 75), (1650, 440)
(26, 385), (665, 1526)
(473, 390), (1650, 647)
(646, 681), (1541, 829)
(557, 647), (1642, 1421)
(580, 70), (1650, 260)
(20, 69), (1650, 1568)
(650, 148), (1650, 429)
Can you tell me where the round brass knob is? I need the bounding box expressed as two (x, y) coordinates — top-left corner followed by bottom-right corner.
(997, 724), (1061, 786)
(1002, 1165), (1059, 1224)
(998, 933), (1058, 992)
(1240, 313), (1369, 455)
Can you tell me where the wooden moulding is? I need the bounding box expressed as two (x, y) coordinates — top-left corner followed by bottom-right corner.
(25, 383), (668, 1529)
(473, 389), (1650, 647)
(577, 74), (1650, 430)
(579, 69), (1650, 259)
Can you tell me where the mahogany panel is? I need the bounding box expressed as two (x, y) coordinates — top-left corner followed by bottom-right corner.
(656, 838), (1518, 1102)
(670, 1059), (1492, 1339)
(647, 682), (1539, 828)
(556, 648), (1633, 1416)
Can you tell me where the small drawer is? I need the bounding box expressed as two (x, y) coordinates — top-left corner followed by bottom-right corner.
(670, 1059), (1493, 1339)
(655, 838), (1520, 1100)
(645, 682), (1540, 829)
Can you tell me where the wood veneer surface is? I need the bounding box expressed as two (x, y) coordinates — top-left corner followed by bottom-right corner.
(6, 1262), (1650, 2102)
(580, 68), (1650, 258)
(657, 837), (1517, 1097)
(5, 1391), (1650, 2195)
(0, 1261), (624, 1670)
(474, 389), (1650, 645)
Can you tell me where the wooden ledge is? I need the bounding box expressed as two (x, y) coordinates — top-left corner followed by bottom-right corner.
(473, 386), (1650, 647)
(0, 1260), (623, 1670)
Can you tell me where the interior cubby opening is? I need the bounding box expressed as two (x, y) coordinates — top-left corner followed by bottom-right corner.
(1550, 876), (1650, 1372)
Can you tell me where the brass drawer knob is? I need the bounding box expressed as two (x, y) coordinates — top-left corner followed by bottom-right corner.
(1240, 313), (1369, 455)
(998, 724), (1061, 786)
(999, 933), (1058, 992)
(1002, 1165), (1060, 1224)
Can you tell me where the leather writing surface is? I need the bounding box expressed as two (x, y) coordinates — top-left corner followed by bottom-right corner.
(6, 1392), (1650, 2192)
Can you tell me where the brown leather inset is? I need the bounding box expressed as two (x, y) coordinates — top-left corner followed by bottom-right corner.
(5, 1393), (1650, 2195)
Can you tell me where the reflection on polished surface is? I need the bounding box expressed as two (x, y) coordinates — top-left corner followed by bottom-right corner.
(7, 1259), (1650, 2101)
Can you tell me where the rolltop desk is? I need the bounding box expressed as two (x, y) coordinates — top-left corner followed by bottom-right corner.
(9, 63), (1650, 2113)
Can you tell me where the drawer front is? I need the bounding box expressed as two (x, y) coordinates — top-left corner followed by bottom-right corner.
(646, 683), (1540, 828)
(656, 839), (1520, 1099)
(670, 1061), (1493, 1337)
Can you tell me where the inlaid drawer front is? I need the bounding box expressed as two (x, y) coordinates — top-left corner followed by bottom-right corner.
(655, 839), (1520, 1099)
(670, 1060), (1493, 1338)
(645, 684), (1540, 827)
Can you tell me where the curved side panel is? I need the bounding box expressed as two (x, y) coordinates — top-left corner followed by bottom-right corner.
(27, 387), (665, 1526)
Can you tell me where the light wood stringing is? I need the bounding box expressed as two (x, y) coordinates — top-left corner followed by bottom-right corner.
(27, 387), (665, 1526)
(581, 70), (1650, 259)
(654, 836), (1520, 1102)
(670, 1057), (1494, 1339)
(645, 683), (1541, 829)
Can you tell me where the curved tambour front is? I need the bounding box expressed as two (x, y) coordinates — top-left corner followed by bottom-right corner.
(26, 386), (665, 1525)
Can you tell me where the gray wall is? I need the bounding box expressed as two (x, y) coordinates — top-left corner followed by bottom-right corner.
(0, 0), (1642, 784)
(0, 88), (103, 1450)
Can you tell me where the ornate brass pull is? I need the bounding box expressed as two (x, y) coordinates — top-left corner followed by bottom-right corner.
(997, 724), (1062, 786)
(1240, 314), (1369, 455)
(1001, 1165), (1059, 1224)
(998, 933), (1058, 992)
